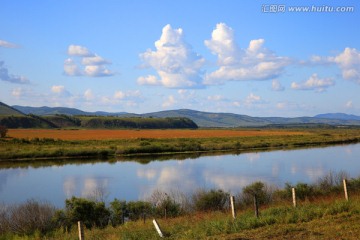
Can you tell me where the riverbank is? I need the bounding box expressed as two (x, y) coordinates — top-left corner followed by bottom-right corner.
(1, 175), (360, 239)
(1, 128), (360, 161)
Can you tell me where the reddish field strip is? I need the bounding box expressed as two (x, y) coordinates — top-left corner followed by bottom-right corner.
(7, 129), (306, 140)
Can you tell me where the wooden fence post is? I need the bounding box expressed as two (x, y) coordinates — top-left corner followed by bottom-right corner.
(153, 219), (164, 238)
(292, 188), (297, 207)
(254, 194), (259, 218)
(78, 221), (85, 240)
(230, 195), (236, 219)
(343, 179), (349, 201)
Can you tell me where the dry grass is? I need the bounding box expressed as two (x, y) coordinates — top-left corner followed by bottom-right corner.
(7, 129), (307, 140)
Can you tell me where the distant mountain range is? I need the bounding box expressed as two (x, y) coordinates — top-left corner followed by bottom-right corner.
(1, 102), (360, 127)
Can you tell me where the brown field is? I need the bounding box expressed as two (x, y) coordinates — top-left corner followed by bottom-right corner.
(7, 129), (307, 140)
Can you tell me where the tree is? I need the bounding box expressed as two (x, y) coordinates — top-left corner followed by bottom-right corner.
(0, 125), (7, 138)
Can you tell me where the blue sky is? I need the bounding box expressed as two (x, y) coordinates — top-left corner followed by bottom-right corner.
(1, 0), (359, 117)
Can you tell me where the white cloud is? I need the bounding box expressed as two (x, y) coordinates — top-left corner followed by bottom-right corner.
(137, 75), (160, 86)
(345, 100), (353, 109)
(311, 48), (360, 84)
(84, 89), (94, 100)
(204, 23), (291, 85)
(114, 90), (141, 100)
(291, 73), (335, 92)
(81, 55), (109, 66)
(272, 79), (285, 91)
(64, 45), (114, 77)
(138, 24), (205, 88)
(51, 85), (71, 97)
(0, 40), (19, 48)
(11, 87), (23, 98)
(63, 58), (82, 76)
(245, 93), (263, 105)
(51, 85), (65, 94)
(162, 95), (176, 108)
(84, 65), (113, 77)
(67, 44), (92, 57)
(0, 61), (30, 84)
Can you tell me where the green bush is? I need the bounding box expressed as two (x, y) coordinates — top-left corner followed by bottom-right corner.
(192, 189), (229, 212)
(241, 181), (273, 206)
(54, 197), (110, 229)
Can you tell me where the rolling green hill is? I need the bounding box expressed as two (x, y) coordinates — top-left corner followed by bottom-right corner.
(0, 102), (24, 116)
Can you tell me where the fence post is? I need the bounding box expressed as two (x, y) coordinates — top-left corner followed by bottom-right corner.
(78, 221), (85, 240)
(254, 194), (259, 218)
(343, 179), (349, 201)
(153, 219), (164, 238)
(292, 188), (297, 207)
(230, 195), (236, 219)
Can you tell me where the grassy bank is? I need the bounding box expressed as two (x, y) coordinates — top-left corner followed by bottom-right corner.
(1, 128), (360, 161)
(1, 173), (360, 239)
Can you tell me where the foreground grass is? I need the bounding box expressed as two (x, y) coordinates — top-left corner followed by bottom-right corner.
(3, 195), (359, 240)
(1, 128), (360, 161)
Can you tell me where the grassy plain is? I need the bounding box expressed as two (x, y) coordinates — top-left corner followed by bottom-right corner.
(1, 128), (360, 161)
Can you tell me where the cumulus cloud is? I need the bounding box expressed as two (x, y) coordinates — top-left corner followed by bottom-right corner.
(67, 44), (92, 57)
(138, 24), (205, 88)
(291, 73), (335, 92)
(0, 40), (19, 48)
(0, 61), (30, 84)
(137, 75), (160, 86)
(272, 79), (285, 91)
(114, 90), (141, 100)
(84, 89), (94, 101)
(244, 93), (264, 105)
(51, 85), (71, 97)
(64, 45), (114, 77)
(162, 95), (176, 108)
(204, 23), (291, 85)
(311, 48), (360, 84)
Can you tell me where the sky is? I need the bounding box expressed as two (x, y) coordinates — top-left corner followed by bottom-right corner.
(0, 0), (360, 117)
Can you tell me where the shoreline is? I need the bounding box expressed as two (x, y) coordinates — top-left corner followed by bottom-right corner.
(1, 128), (360, 162)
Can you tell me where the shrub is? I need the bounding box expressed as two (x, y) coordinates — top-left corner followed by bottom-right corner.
(192, 189), (229, 212)
(0, 125), (7, 138)
(148, 190), (182, 218)
(316, 170), (349, 193)
(109, 199), (152, 224)
(55, 197), (110, 229)
(241, 181), (273, 206)
(284, 182), (316, 200)
(0, 200), (56, 235)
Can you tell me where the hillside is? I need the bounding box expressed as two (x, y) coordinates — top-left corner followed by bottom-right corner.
(0, 114), (198, 129)
(13, 105), (126, 116)
(9, 104), (360, 128)
(0, 102), (24, 116)
(315, 113), (360, 121)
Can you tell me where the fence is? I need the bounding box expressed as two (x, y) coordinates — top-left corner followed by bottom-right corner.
(75, 178), (351, 239)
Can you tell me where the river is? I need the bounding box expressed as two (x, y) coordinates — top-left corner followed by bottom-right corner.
(1, 143), (360, 207)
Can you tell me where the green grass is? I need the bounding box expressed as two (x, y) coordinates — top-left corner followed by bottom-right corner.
(1, 128), (360, 161)
(2, 195), (360, 240)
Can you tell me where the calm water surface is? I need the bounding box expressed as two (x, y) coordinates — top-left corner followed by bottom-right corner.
(1, 144), (360, 207)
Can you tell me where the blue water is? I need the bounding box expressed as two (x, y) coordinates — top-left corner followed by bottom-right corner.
(1, 144), (360, 207)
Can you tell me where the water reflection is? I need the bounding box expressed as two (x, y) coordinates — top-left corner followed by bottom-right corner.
(1, 144), (360, 207)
